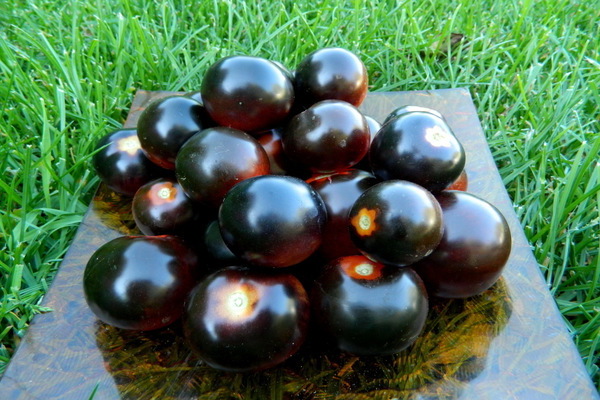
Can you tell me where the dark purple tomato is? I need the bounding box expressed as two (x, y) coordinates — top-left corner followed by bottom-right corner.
(311, 256), (428, 355)
(183, 91), (216, 127)
(256, 127), (300, 175)
(201, 56), (294, 132)
(382, 105), (444, 126)
(353, 115), (381, 171)
(83, 235), (199, 330)
(445, 169), (468, 191)
(203, 220), (239, 267)
(137, 96), (207, 170)
(370, 111), (466, 192)
(414, 191), (512, 298)
(219, 175), (326, 268)
(132, 178), (198, 236)
(182, 266), (310, 372)
(348, 180), (443, 266)
(175, 127), (270, 208)
(307, 169), (379, 261)
(92, 128), (165, 196)
(294, 47), (368, 108)
(365, 115), (382, 139)
(283, 100), (370, 173)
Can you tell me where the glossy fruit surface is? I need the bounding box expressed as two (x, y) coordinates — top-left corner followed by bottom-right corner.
(294, 47), (368, 108)
(370, 111), (466, 192)
(414, 191), (512, 298)
(83, 236), (198, 330)
(256, 127), (300, 175)
(175, 127), (270, 208)
(219, 175), (326, 268)
(382, 105), (444, 126)
(349, 180), (443, 266)
(137, 96), (207, 170)
(132, 178), (197, 236)
(203, 220), (239, 267)
(445, 169), (468, 191)
(201, 56), (294, 132)
(311, 256), (428, 355)
(307, 169), (379, 260)
(92, 128), (164, 196)
(283, 100), (370, 172)
(183, 266), (310, 372)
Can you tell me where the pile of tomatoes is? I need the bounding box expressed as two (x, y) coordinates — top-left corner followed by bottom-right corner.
(85, 48), (511, 372)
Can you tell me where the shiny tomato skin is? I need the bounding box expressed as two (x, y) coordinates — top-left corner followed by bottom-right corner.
(307, 169), (379, 261)
(201, 56), (294, 132)
(283, 100), (370, 173)
(370, 111), (466, 192)
(137, 96), (207, 170)
(414, 191), (512, 298)
(294, 47), (368, 108)
(83, 236), (199, 330)
(382, 105), (444, 126)
(182, 266), (310, 372)
(131, 177), (198, 236)
(218, 175), (326, 268)
(256, 126), (304, 176)
(348, 180), (444, 266)
(311, 256), (428, 355)
(175, 127), (270, 208)
(92, 128), (165, 196)
(445, 169), (468, 191)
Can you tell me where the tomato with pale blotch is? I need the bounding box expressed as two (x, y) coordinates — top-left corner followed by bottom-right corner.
(307, 169), (379, 260)
(92, 128), (165, 196)
(311, 256), (428, 355)
(132, 177), (198, 236)
(183, 266), (310, 372)
(348, 180), (444, 266)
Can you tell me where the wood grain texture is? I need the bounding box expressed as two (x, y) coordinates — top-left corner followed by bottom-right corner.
(1, 89), (597, 400)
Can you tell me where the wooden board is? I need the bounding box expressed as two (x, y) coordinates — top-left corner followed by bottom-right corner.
(1, 89), (597, 399)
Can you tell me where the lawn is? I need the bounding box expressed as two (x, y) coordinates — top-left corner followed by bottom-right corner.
(1, 0), (599, 392)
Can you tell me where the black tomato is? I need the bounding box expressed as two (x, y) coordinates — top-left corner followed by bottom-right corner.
(175, 127), (270, 208)
(183, 91), (216, 127)
(348, 180), (444, 266)
(369, 111), (466, 192)
(307, 169), (379, 261)
(382, 105), (444, 126)
(201, 56), (294, 132)
(445, 169), (468, 191)
(311, 256), (428, 355)
(256, 126), (300, 176)
(414, 191), (512, 298)
(354, 115), (382, 171)
(92, 128), (165, 196)
(203, 220), (239, 267)
(294, 47), (368, 108)
(219, 175), (326, 268)
(137, 96), (207, 170)
(131, 177), (198, 236)
(182, 266), (310, 372)
(83, 236), (199, 330)
(283, 100), (370, 173)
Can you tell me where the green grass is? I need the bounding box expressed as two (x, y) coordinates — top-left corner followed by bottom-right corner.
(1, 0), (599, 390)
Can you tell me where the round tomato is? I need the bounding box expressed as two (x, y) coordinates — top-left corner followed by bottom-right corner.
(83, 235), (199, 330)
